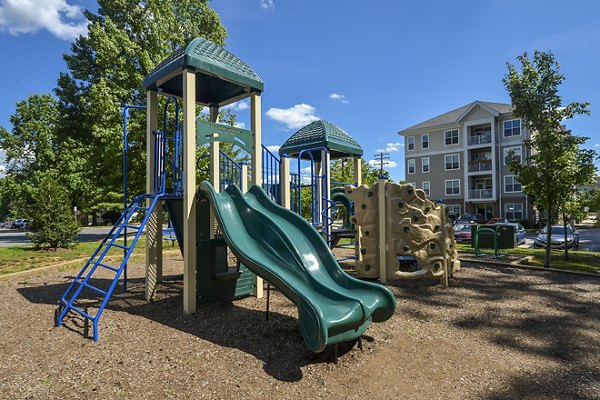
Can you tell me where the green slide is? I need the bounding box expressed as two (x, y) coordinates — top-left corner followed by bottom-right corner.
(199, 182), (396, 353)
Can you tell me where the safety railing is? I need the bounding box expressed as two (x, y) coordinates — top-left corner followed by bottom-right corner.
(219, 150), (243, 191)
(262, 145), (281, 205)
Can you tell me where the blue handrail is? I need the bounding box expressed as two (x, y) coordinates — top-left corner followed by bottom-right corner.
(262, 145), (281, 204)
(219, 150), (243, 191)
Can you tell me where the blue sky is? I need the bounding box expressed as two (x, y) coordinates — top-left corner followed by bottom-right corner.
(1, 0), (600, 181)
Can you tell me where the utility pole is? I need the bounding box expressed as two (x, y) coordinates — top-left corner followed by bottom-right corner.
(373, 152), (390, 179)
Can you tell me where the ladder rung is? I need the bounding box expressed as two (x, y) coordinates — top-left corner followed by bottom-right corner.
(70, 305), (94, 320)
(123, 225), (140, 230)
(112, 243), (130, 250)
(97, 263), (119, 273)
(80, 281), (107, 296)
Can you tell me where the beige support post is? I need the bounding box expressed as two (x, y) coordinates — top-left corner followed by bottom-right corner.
(183, 69), (197, 314)
(315, 161), (323, 221)
(439, 204), (449, 287)
(354, 157), (363, 261)
(378, 179), (388, 283)
(209, 105), (219, 238)
(280, 156), (291, 209)
(251, 93), (264, 298)
(241, 164), (248, 192)
(145, 90), (162, 300)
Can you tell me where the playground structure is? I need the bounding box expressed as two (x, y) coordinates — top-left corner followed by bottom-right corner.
(347, 180), (460, 286)
(55, 37), (395, 353)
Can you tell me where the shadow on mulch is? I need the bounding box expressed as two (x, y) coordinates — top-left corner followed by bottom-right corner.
(16, 275), (358, 382)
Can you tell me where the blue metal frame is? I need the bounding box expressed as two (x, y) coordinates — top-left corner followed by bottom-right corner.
(219, 150), (243, 191)
(262, 145), (281, 204)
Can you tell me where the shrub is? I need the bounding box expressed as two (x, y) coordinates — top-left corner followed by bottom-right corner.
(27, 172), (81, 250)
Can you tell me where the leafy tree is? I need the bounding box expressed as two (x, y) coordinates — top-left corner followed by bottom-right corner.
(503, 51), (597, 266)
(330, 158), (391, 187)
(55, 0), (227, 213)
(27, 171), (81, 250)
(0, 94), (62, 217)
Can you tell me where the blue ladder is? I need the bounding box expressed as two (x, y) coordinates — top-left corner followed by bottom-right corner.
(55, 193), (163, 341)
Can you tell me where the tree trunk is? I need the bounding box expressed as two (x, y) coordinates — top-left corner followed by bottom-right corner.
(544, 204), (551, 268)
(563, 212), (569, 261)
(92, 211), (98, 226)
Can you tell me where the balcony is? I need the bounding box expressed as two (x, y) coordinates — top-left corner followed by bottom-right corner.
(467, 133), (492, 146)
(468, 160), (492, 172)
(469, 188), (493, 199)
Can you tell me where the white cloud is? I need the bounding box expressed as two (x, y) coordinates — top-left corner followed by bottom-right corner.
(234, 122), (246, 129)
(0, 0), (87, 41)
(375, 142), (404, 153)
(266, 145), (281, 153)
(329, 93), (349, 104)
(259, 0), (274, 10)
(224, 99), (249, 112)
(368, 159), (398, 168)
(594, 143), (600, 149)
(265, 103), (320, 130)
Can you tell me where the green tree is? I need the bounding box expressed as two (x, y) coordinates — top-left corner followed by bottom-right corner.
(27, 171), (81, 250)
(0, 94), (61, 216)
(55, 0), (227, 213)
(503, 51), (597, 266)
(330, 158), (391, 187)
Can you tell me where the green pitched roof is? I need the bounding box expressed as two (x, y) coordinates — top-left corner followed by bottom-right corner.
(142, 37), (263, 106)
(279, 120), (363, 160)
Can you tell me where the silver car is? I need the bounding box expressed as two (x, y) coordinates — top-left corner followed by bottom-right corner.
(533, 225), (579, 249)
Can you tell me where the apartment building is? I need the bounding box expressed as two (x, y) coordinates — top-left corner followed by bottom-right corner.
(398, 100), (534, 222)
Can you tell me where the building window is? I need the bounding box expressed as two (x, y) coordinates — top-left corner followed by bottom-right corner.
(422, 157), (430, 173)
(445, 129), (459, 145)
(407, 136), (415, 151)
(421, 133), (429, 149)
(444, 154), (460, 170)
(445, 179), (460, 195)
(504, 175), (522, 193)
(503, 119), (521, 137)
(503, 146), (522, 165)
(407, 159), (415, 174)
(422, 181), (430, 196)
(505, 203), (523, 220)
(447, 204), (460, 218)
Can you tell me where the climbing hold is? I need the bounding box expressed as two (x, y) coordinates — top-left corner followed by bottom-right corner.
(424, 207), (431, 214)
(434, 263), (441, 272)
(361, 248), (367, 255)
(365, 264), (371, 271)
(403, 245), (410, 252)
(434, 224), (440, 231)
(367, 191), (373, 197)
(361, 204), (366, 210)
(365, 231), (369, 236)
(398, 200), (405, 208)
(403, 226), (410, 232)
(429, 242), (436, 249)
(413, 214), (419, 222)
(407, 187), (414, 195)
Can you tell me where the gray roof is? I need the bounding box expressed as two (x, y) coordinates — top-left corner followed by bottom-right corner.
(400, 101), (513, 133)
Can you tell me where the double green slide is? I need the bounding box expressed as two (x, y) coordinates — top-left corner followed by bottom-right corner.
(196, 182), (396, 353)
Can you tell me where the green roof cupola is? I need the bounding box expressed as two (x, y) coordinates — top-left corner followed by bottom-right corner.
(279, 119), (363, 160)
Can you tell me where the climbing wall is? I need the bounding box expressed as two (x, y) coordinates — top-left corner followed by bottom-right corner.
(347, 181), (459, 282)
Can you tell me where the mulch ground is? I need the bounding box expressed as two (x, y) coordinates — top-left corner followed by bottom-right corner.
(0, 250), (598, 399)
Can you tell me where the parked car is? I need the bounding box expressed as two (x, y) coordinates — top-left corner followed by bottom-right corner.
(13, 219), (27, 229)
(496, 222), (526, 245)
(487, 217), (508, 224)
(455, 214), (484, 225)
(16, 219), (31, 230)
(454, 223), (475, 243)
(533, 225), (579, 249)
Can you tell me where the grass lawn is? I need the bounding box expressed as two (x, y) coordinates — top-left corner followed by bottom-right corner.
(0, 237), (181, 276)
(455, 243), (600, 274)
